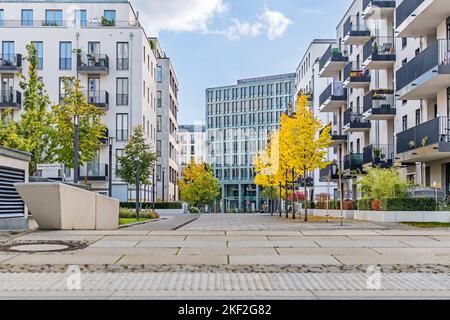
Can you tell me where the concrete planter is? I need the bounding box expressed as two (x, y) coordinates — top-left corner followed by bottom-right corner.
(15, 183), (119, 230)
(353, 210), (450, 223)
(311, 209), (354, 219)
(156, 208), (186, 216)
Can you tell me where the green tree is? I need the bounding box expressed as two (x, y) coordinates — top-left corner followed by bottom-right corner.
(49, 77), (106, 168)
(0, 43), (53, 174)
(357, 167), (408, 200)
(116, 125), (157, 186)
(178, 160), (221, 208)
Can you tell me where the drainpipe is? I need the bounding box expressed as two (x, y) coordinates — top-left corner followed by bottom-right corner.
(129, 32), (134, 137)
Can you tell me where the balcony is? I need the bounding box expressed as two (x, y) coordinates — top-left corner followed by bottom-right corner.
(396, 0), (447, 38)
(396, 117), (450, 163)
(362, 89), (396, 120)
(362, 37), (396, 70)
(319, 163), (340, 182)
(84, 90), (109, 109)
(363, 0), (396, 20)
(0, 20), (140, 29)
(0, 54), (22, 72)
(78, 163), (108, 181)
(77, 54), (109, 74)
(343, 62), (371, 89)
(319, 81), (347, 113)
(363, 144), (395, 168)
(397, 40), (450, 100)
(344, 153), (364, 173)
(344, 109), (371, 133)
(320, 126), (348, 147)
(319, 44), (348, 78)
(343, 15), (371, 45)
(297, 176), (314, 188)
(0, 91), (21, 109)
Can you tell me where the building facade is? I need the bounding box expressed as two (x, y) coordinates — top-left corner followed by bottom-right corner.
(206, 73), (296, 213)
(0, 0), (158, 201)
(296, 39), (339, 199)
(179, 124), (206, 168)
(150, 37), (180, 202)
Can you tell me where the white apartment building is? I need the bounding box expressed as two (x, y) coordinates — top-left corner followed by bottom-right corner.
(178, 124), (206, 168)
(150, 37), (180, 202)
(0, 0), (158, 201)
(296, 39), (339, 199)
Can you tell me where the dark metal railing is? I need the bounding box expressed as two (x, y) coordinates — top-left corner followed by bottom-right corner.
(396, 39), (450, 91)
(343, 15), (369, 36)
(84, 90), (109, 108)
(0, 90), (21, 107)
(364, 0), (396, 12)
(0, 53), (22, 68)
(397, 116), (450, 154)
(0, 20), (140, 28)
(363, 36), (396, 62)
(396, 0), (424, 28)
(363, 90), (395, 114)
(77, 54), (109, 71)
(319, 81), (347, 106)
(344, 108), (370, 126)
(363, 144), (395, 166)
(319, 44), (348, 71)
(344, 61), (371, 82)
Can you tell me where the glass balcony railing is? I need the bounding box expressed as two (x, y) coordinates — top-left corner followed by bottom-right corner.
(344, 109), (371, 128)
(344, 153), (364, 172)
(343, 15), (370, 38)
(319, 44), (348, 72)
(78, 163), (108, 180)
(0, 90), (21, 108)
(0, 54), (22, 70)
(319, 81), (347, 107)
(363, 89), (396, 115)
(363, 144), (395, 167)
(77, 54), (109, 73)
(363, 36), (396, 63)
(84, 90), (109, 109)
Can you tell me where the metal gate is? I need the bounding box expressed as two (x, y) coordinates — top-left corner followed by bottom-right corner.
(0, 165), (25, 217)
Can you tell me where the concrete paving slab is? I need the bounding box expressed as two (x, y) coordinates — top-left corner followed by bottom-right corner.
(0, 253), (19, 263)
(371, 247), (450, 255)
(177, 248), (278, 256)
(228, 241), (319, 248)
(333, 254), (449, 265)
(348, 236), (439, 242)
(300, 230), (382, 236)
(27, 230), (150, 236)
(401, 240), (450, 248)
(316, 240), (409, 248)
(376, 230), (450, 236)
(136, 240), (227, 248)
(229, 255), (341, 265)
(2, 254), (122, 265)
(100, 236), (148, 241)
(149, 231), (225, 236)
(186, 235), (269, 241)
(142, 235), (187, 241)
(89, 240), (139, 248)
(117, 254), (228, 265)
(276, 247), (379, 256)
(77, 247), (179, 255)
(225, 231), (302, 236)
(16, 234), (104, 242)
(268, 236), (350, 241)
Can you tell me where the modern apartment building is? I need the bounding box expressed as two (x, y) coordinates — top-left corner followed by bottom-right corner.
(0, 0), (158, 201)
(296, 39), (339, 199)
(205, 73), (296, 213)
(179, 124), (206, 168)
(150, 37), (179, 202)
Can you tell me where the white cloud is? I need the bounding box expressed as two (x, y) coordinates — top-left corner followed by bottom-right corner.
(133, 0), (229, 34)
(132, 0), (292, 41)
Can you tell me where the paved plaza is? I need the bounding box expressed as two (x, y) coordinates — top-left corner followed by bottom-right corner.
(2, 214), (450, 299)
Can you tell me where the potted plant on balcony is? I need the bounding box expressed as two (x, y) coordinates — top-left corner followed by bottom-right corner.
(373, 147), (382, 164)
(372, 42), (379, 55)
(409, 140), (416, 149)
(422, 136), (429, 147)
(101, 16), (115, 27)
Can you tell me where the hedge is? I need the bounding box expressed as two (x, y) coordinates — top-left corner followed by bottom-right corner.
(120, 202), (183, 210)
(380, 198), (436, 212)
(328, 200), (341, 210)
(119, 208), (160, 219)
(357, 199), (372, 211)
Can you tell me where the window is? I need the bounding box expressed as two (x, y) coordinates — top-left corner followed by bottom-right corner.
(116, 114), (128, 141)
(415, 48), (420, 56)
(0, 10), (3, 26)
(402, 115), (408, 131)
(402, 58), (407, 66)
(116, 42), (129, 70)
(156, 165), (162, 181)
(157, 91), (162, 108)
(116, 78), (129, 105)
(59, 42), (72, 70)
(21, 10), (33, 26)
(32, 41), (43, 69)
(157, 115), (162, 132)
(2, 41), (14, 64)
(75, 10), (87, 26)
(156, 140), (161, 156)
(115, 149), (124, 170)
(45, 10), (62, 26)
(156, 66), (162, 82)
(402, 37), (407, 49)
(415, 109), (421, 126)
(103, 10), (116, 23)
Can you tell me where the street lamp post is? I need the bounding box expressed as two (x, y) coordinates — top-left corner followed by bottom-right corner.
(108, 137), (114, 197)
(152, 167), (156, 211)
(162, 169), (165, 202)
(73, 114), (79, 184)
(135, 160), (141, 221)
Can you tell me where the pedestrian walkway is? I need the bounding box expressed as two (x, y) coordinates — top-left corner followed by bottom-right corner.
(124, 214), (198, 231)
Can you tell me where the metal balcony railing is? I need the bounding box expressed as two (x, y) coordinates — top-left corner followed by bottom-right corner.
(363, 144), (395, 167)
(0, 20), (140, 28)
(319, 81), (347, 107)
(84, 90), (109, 108)
(77, 54), (109, 72)
(397, 117), (450, 154)
(396, 39), (450, 91)
(344, 61), (371, 83)
(344, 109), (370, 126)
(363, 90), (395, 114)
(343, 15), (369, 36)
(0, 90), (21, 108)
(344, 153), (363, 171)
(0, 54), (22, 69)
(363, 36), (396, 62)
(396, 0), (424, 28)
(363, 0), (396, 12)
(319, 44), (348, 71)
(79, 163), (108, 180)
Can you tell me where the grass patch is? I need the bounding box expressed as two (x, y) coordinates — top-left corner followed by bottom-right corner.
(401, 222), (450, 229)
(119, 218), (150, 226)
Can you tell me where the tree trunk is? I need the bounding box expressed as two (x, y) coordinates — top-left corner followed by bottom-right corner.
(292, 170), (296, 220)
(304, 169), (308, 222)
(279, 183), (282, 217)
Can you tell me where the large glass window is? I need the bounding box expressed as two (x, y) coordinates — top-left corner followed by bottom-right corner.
(116, 114), (128, 141)
(0, 10), (4, 27)
(21, 9), (33, 26)
(157, 91), (162, 108)
(156, 140), (162, 156)
(116, 78), (129, 106)
(157, 116), (162, 132)
(74, 10), (87, 27)
(116, 42), (129, 70)
(45, 10), (63, 26)
(2, 41), (14, 65)
(59, 42), (72, 70)
(156, 66), (162, 82)
(103, 10), (116, 23)
(32, 41), (43, 69)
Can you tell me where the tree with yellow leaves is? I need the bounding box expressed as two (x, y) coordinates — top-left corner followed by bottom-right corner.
(283, 95), (332, 221)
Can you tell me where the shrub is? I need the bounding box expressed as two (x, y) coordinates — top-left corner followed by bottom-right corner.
(119, 208), (160, 219)
(120, 202), (183, 210)
(380, 197), (436, 211)
(315, 193), (330, 209)
(189, 207), (200, 214)
(328, 200), (341, 210)
(357, 168), (408, 200)
(357, 199), (372, 211)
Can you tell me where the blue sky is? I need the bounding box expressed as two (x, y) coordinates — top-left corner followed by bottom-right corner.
(134, 0), (353, 125)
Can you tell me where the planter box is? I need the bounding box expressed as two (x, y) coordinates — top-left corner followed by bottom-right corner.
(354, 210), (450, 223)
(156, 208), (186, 216)
(15, 183), (119, 230)
(311, 209), (354, 219)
